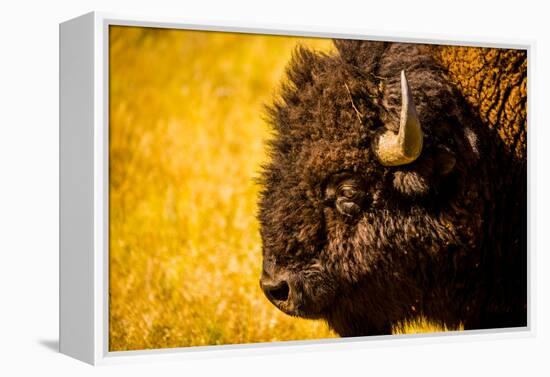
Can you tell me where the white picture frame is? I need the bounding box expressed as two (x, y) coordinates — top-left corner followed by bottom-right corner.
(59, 11), (534, 365)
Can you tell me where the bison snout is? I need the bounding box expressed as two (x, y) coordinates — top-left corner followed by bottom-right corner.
(260, 270), (302, 315)
(260, 262), (319, 317)
(261, 278), (290, 303)
(260, 269), (328, 319)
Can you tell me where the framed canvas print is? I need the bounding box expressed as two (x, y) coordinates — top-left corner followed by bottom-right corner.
(59, 12), (531, 365)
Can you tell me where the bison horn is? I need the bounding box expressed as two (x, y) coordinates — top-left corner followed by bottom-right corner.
(374, 70), (423, 166)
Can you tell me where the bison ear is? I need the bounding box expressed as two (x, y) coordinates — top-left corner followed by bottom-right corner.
(392, 170), (430, 196)
(392, 146), (457, 197)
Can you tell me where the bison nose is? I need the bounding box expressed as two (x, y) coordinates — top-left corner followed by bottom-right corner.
(260, 277), (290, 303)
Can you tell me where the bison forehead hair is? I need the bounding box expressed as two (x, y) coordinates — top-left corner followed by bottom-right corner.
(258, 40), (526, 336)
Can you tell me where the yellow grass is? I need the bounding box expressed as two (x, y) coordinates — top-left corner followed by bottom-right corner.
(109, 26), (453, 351)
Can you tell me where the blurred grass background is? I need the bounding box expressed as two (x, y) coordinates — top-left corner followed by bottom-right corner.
(109, 26), (451, 351)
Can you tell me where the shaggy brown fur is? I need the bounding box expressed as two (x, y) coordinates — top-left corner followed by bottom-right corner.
(433, 46), (527, 160)
(258, 40), (527, 336)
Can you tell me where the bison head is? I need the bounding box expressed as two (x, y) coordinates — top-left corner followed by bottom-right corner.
(258, 41), (486, 336)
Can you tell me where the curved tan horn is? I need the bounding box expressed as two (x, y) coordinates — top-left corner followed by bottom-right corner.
(374, 70), (423, 166)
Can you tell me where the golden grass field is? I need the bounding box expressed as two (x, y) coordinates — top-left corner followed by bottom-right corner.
(109, 26), (454, 351)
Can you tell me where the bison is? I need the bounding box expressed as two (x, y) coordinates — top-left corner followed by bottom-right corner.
(258, 40), (527, 337)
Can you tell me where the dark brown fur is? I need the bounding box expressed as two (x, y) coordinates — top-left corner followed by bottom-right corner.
(258, 40), (527, 336)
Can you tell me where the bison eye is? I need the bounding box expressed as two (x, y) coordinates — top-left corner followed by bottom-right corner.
(339, 184), (358, 199)
(333, 180), (364, 217)
(324, 176), (366, 218)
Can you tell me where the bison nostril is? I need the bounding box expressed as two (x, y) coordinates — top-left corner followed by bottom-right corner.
(264, 280), (290, 302)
